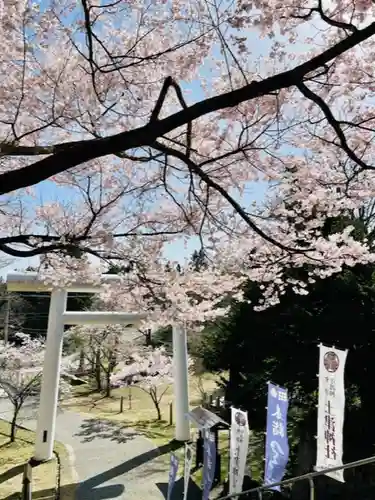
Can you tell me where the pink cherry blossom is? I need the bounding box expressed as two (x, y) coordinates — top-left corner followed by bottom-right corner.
(0, 333), (71, 440)
(111, 346), (193, 419)
(65, 323), (144, 396)
(0, 1), (374, 315)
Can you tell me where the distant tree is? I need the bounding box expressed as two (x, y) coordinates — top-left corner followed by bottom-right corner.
(0, 333), (71, 441)
(149, 326), (172, 351)
(191, 249), (208, 271)
(8, 289), (94, 339)
(67, 324), (138, 396)
(111, 347), (187, 420)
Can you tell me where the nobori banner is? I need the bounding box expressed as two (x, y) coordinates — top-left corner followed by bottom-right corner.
(229, 407), (250, 496)
(183, 443), (193, 500)
(316, 344), (348, 483)
(167, 453), (179, 500)
(264, 382), (289, 491)
(202, 431), (216, 500)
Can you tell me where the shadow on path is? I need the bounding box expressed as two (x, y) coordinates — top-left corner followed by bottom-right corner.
(75, 482), (125, 500)
(48, 439), (182, 500)
(2, 431), (184, 499)
(0, 464), (25, 484)
(157, 476), (202, 499)
(74, 418), (140, 444)
(78, 439), (183, 491)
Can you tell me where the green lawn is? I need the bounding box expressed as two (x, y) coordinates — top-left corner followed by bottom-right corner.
(0, 419), (76, 500)
(64, 372), (219, 423)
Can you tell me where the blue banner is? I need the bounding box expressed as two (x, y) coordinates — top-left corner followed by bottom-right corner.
(264, 382), (289, 491)
(202, 431), (216, 500)
(167, 453), (179, 500)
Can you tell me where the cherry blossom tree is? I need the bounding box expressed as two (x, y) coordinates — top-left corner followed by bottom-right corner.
(111, 347), (189, 420)
(0, 1), (375, 314)
(66, 324), (143, 397)
(0, 333), (70, 441)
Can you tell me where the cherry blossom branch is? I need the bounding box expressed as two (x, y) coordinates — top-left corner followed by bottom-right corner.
(288, 0), (358, 33)
(0, 226), (187, 258)
(79, 0), (213, 75)
(297, 81), (372, 170)
(1, 21), (374, 195)
(152, 140), (311, 253)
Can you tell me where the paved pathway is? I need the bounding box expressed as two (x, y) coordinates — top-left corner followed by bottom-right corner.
(0, 397), (190, 499)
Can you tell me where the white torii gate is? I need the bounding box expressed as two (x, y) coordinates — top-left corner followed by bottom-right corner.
(6, 272), (190, 462)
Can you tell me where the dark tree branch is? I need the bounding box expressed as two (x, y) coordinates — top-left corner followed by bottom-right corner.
(0, 225), (188, 258)
(150, 76), (192, 157)
(1, 22), (374, 195)
(289, 0), (358, 33)
(297, 81), (372, 170)
(152, 140), (311, 253)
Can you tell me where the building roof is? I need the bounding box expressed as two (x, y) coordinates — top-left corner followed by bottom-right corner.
(185, 406), (229, 430)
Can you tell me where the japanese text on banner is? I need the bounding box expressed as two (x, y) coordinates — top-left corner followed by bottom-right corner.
(229, 408), (250, 495)
(264, 383), (289, 491)
(316, 345), (347, 483)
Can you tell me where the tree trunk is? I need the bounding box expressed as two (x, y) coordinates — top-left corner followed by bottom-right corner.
(113, 337), (119, 365)
(151, 393), (162, 420)
(155, 401), (162, 420)
(105, 351), (117, 397)
(145, 329), (152, 346)
(10, 406), (19, 442)
(94, 349), (102, 391)
(105, 370), (112, 398)
(78, 349), (85, 372)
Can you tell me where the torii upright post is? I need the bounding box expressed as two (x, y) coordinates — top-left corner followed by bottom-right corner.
(6, 273), (146, 462)
(37, 288), (66, 462)
(172, 324), (190, 441)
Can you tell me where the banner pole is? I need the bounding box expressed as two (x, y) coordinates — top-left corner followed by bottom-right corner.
(308, 477), (315, 500)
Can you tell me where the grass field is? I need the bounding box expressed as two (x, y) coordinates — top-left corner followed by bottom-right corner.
(62, 372), (220, 430)
(0, 420), (75, 500)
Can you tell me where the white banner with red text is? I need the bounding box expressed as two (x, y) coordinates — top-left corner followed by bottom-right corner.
(229, 407), (250, 495)
(316, 344), (348, 482)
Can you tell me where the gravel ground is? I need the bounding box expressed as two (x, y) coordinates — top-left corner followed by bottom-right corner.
(0, 397), (190, 499)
